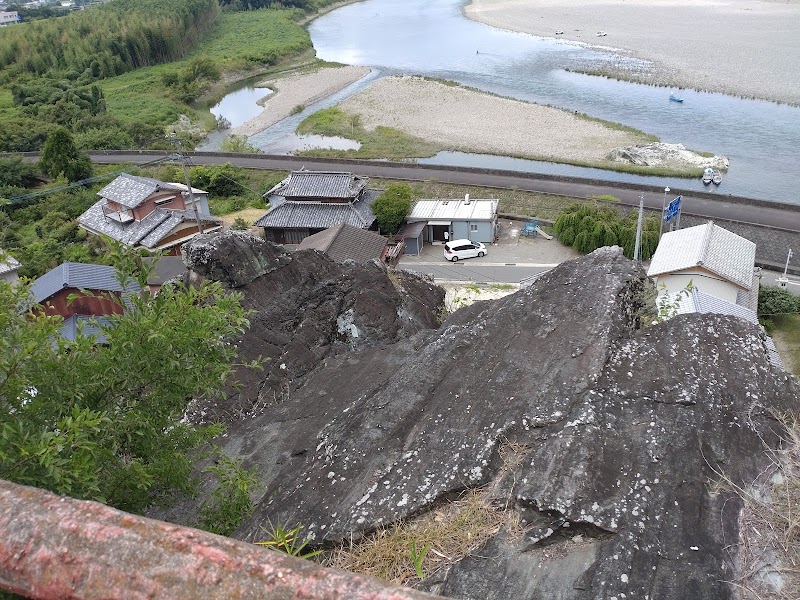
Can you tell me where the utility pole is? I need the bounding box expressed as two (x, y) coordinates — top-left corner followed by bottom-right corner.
(659, 186), (670, 241)
(778, 249), (793, 287)
(167, 134), (204, 235)
(633, 192), (644, 262)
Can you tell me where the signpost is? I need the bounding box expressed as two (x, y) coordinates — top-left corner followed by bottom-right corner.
(664, 195), (682, 224)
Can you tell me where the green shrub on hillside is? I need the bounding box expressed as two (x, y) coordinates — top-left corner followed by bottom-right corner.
(553, 204), (658, 260)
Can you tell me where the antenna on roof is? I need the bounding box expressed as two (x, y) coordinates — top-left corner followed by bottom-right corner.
(167, 134), (204, 235)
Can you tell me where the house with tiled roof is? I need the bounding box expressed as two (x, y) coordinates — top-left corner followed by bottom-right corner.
(30, 262), (142, 341)
(78, 173), (222, 255)
(297, 224), (388, 264)
(254, 171), (379, 245)
(406, 195), (498, 244)
(0, 250), (21, 285)
(30, 262), (141, 319)
(647, 221), (759, 312)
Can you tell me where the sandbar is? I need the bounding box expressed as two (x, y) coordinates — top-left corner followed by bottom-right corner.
(464, 0), (800, 105)
(339, 76), (654, 164)
(231, 65), (372, 136)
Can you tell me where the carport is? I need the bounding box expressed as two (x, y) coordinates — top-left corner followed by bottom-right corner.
(395, 221), (426, 256)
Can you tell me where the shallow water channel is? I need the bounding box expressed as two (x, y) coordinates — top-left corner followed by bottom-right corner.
(211, 0), (800, 203)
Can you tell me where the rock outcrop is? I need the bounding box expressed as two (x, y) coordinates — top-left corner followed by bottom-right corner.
(179, 232), (446, 422)
(180, 234), (798, 600)
(608, 142), (729, 170)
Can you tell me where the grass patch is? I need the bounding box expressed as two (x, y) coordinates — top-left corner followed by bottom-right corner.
(589, 194), (620, 203)
(325, 487), (517, 584)
(770, 314), (800, 375)
(296, 107), (441, 159)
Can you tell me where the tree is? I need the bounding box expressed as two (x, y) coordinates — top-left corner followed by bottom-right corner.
(758, 286), (800, 317)
(39, 127), (93, 182)
(372, 183), (412, 236)
(221, 134), (262, 154)
(0, 247), (258, 513)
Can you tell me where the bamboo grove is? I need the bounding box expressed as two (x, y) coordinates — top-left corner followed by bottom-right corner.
(0, 0), (221, 81)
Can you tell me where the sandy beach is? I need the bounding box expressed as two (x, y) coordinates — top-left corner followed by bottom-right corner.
(231, 65), (371, 136)
(465, 0), (800, 105)
(339, 76), (657, 164)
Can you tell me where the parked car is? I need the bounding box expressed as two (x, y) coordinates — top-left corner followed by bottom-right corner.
(444, 239), (487, 261)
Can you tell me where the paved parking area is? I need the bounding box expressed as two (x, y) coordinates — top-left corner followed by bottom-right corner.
(398, 219), (579, 268)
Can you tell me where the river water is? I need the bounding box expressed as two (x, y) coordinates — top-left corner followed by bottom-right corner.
(221, 0), (800, 203)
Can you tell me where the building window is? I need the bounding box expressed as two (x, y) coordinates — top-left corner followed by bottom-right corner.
(470, 224), (478, 231)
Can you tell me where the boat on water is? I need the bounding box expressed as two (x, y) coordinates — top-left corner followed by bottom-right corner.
(702, 168), (723, 185)
(670, 93), (684, 103)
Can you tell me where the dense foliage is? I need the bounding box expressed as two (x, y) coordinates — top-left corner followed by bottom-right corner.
(39, 128), (93, 182)
(0, 251), (256, 513)
(553, 204), (659, 260)
(372, 183), (412, 236)
(0, 0), (220, 80)
(758, 286), (800, 317)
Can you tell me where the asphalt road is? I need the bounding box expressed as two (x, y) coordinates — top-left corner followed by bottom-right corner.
(399, 261), (555, 283)
(90, 152), (800, 233)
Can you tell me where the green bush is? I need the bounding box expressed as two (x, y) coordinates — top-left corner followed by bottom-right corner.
(372, 183), (412, 236)
(553, 203), (658, 260)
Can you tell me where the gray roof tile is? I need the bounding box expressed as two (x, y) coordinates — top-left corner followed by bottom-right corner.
(298, 224), (387, 263)
(78, 200), (221, 250)
(30, 262), (141, 303)
(648, 222), (756, 290)
(276, 171), (368, 200)
(97, 173), (185, 209)
(254, 199), (376, 230)
(0, 251), (21, 275)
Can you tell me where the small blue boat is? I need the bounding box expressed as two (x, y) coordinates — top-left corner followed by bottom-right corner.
(670, 93), (684, 103)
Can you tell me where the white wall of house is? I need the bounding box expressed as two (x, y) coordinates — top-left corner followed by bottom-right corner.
(0, 270), (19, 285)
(655, 272), (740, 305)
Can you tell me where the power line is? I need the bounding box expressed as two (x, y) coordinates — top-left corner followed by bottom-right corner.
(3, 155), (174, 206)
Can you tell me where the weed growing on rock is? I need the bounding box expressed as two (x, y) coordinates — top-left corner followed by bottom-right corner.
(256, 522), (322, 559)
(709, 414), (800, 600)
(325, 488), (518, 584)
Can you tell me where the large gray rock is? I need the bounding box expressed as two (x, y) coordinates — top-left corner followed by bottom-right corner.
(181, 231), (291, 288)
(186, 240), (798, 600)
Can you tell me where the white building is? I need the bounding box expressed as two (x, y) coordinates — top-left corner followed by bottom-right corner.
(647, 221), (758, 311)
(0, 11), (19, 26)
(406, 195), (498, 244)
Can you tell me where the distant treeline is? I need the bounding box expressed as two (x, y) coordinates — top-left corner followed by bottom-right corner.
(0, 0), (220, 82)
(219, 0), (340, 11)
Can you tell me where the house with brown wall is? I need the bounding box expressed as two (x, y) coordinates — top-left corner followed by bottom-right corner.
(78, 173), (222, 255)
(30, 262), (142, 341)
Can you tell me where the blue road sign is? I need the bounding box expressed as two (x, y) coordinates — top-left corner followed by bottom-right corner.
(664, 195), (682, 222)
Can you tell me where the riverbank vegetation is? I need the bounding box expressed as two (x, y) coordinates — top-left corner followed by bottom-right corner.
(0, 0), (332, 153)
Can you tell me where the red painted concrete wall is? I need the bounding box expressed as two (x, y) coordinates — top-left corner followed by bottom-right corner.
(0, 480), (445, 600)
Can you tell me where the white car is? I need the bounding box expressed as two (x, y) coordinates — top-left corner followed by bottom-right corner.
(444, 239), (487, 261)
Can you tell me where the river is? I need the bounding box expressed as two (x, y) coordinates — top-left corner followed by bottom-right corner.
(213, 0), (800, 204)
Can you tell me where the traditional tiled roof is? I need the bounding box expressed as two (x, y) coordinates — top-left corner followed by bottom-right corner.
(647, 222), (756, 290)
(96, 173), (187, 209)
(254, 191), (379, 230)
(0, 251), (21, 275)
(78, 200), (221, 249)
(30, 262), (141, 303)
(298, 224), (387, 263)
(407, 198), (498, 222)
(275, 171), (368, 200)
